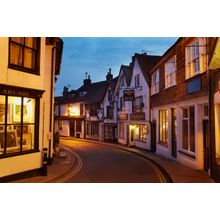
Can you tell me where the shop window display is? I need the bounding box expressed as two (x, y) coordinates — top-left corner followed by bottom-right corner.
(0, 95), (36, 155)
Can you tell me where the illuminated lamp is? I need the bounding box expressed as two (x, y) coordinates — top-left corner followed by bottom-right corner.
(68, 106), (80, 116)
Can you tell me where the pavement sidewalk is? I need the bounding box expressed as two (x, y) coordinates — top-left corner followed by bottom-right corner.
(12, 147), (76, 183)
(72, 138), (214, 183)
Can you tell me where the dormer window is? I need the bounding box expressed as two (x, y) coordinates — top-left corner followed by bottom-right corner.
(79, 91), (87, 97)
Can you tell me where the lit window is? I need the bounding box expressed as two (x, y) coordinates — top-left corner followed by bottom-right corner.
(185, 38), (206, 79)
(165, 56), (176, 88)
(0, 95), (37, 155)
(182, 106), (195, 153)
(136, 125), (147, 142)
(9, 37), (40, 74)
(159, 109), (168, 145)
(151, 69), (159, 95)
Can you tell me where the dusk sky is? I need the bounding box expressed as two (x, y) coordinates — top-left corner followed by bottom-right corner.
(55, 37), (178, 96)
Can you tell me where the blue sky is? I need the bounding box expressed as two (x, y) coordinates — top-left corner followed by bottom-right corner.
(55, 37), (178, 96)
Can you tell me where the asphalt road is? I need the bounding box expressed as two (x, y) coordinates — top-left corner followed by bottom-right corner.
(60, 139), (164, 183)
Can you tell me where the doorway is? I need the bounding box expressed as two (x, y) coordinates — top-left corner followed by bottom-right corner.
(69, 120), (75, 137)
(129, 125), (136, 146)
(171, 108), (177, 158)
(203, 120), (209, 172)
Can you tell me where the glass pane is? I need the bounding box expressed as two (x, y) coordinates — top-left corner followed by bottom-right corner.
(11, 37), (24, 44)
(189, 107), (195, 152)
(0, 96), (6, 125)
(10, 43), (23, 66)
(25, 37), (37, 48)
(182, 120), (188, 150)
(8, 96), (21, 123)
(182, 108), (188, 118)
(6, 125), (20, 153)
(23, 97), (35, 123)
(0, 125), (5, 154)
(24, 48), (35, 69)
(22, 125), (34, 151)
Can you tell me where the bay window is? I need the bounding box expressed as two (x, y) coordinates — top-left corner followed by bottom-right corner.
(132, 96), (143, 113)
(136, 125), (147, 142)
(0, 95), (38, 156)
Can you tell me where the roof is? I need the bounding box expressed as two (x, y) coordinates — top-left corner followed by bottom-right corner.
(109, 76), (119, 91)
(55, 80), (109, 105)
(134, 53), (161, 85)
(121, 65), (132, 86)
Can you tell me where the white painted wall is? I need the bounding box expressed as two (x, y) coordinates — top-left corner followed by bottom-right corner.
(151, 96), (208, 170)
(0, 37), (57, 177)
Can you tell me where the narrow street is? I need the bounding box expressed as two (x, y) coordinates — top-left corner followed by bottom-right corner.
(59, 139), (167, 183)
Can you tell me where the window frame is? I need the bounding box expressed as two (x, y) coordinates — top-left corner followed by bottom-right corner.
(151, 69), (159, 95)
(0, 94), (40, 158)
(8, 37), (41, 75)
(165, 56), (176, 88)
(185, 38), (207, 79)
(181, 106), (195, 153)
(159, 109), (168, 146)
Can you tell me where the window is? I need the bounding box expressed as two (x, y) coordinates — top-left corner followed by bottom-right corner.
(136, 125), (147, 142)
(132, 96), (143, 113)
(135, 74), (140, 87)
(159, 109), (168, 145)
(119, 97), (125, 111)
(90, 103), (100, 116)
(165, 56), (176, 88)
(119, 122), (124, 139)
(185, 38), (206, 79)
(80, 104), (83, 115)
(151, 69), (159, 95)
(107, 106), (114, 119)
(108, 90), (113, 102)
(91, 122), (99, 136)
(9, 37), (40, 74)
(76, 120), (81, 132)
(0, 95), (38, 156)
(182, 107), (195, 153)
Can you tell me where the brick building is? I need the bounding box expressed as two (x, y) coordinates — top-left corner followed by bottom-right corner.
(150, 37), (216, 173)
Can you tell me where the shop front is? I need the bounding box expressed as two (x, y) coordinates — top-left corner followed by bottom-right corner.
(0, 84), (43, 179)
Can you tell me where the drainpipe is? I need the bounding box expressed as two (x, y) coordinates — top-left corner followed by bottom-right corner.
(48, 44), (56, 164)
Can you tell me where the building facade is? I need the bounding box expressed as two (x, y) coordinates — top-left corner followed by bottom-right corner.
(0, 37), (63, 180)
(115, 53), (160, 150)
(102, 70), (118, 142)
(150, 37), (216, 173)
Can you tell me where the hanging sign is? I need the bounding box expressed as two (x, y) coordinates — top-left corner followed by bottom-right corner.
(123, 90), (134, 101)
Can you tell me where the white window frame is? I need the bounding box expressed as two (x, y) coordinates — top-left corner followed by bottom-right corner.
(151, 69), (159, 95)
(165, 56), (176, 88)
(185, 38), (207, 79)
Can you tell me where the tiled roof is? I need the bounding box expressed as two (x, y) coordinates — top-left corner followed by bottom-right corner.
(135, 53), (161, 86)
(121, 65), (132, 86)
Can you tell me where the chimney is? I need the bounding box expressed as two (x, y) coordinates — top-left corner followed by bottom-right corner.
(83, 73), (92, 86)
(63, 86), (69, 96)
(106, 68), (113, 81)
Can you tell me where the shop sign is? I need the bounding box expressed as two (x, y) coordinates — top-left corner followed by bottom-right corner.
(118, 113), (128, 120)
(123, 90), (134, 101)
(0, 84), (44, 98)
